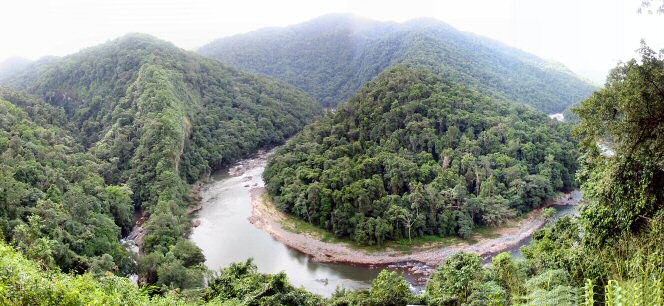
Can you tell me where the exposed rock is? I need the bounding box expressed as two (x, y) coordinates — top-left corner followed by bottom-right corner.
(188, 204), (203, 214)
(249, 187), (581, 268)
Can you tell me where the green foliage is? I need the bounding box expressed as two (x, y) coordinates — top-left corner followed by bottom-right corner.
(574, 43), (664, 246)
(426, 252), (485, 305)
(541, 207), (556, 221)
(466, 282), (508, 306)
(368, 270), (414, 306)
(516, 44), (664, 301)
(490, 252), (525, 300)
(1, 30), (662, 306)
(602, 278), (664, 306)
(420, 46), (664, 306)
(205, 259), (322, 305)
(265, 66), (578, 245)
(0, 89), (134, 275)
(0, 239), (255, 305)
(0, 240), (148, 305)
(200, 14), (596, 112)
(3, 232), (660, 305)
(2, 34), (321, 287)
(583, 278), (595, 306)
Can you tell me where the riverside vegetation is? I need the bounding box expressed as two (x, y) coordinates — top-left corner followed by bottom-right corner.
(0, 19), (662, 306)
(0, 33), (321, 291)
(264, 66), (578, 246)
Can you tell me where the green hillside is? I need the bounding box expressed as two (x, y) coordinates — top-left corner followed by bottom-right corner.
(0, 31), (661, 306)
(0, 88), (135, 275)
(264, 66), (578, 245)
(1, 33), (322, 288)
(199, 14), (596, 112)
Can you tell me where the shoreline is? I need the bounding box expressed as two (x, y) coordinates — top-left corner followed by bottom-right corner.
(249, 187), (582, 267)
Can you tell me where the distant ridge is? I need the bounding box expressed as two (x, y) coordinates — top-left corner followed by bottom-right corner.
(200, 14), (597, 112)
(0, 56), (32, 80)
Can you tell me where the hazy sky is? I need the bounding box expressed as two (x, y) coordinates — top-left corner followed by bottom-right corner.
(1, 0), (663, 84)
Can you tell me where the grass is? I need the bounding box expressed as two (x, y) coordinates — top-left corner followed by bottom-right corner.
(385, 235), (464, 253)
(473, 225), (503, 239)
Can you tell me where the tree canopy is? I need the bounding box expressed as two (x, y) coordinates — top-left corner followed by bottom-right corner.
(0, 88), (135, 275)
(0, 34), (661, 306)
(1, 33), (321, 288)
(264, 66), (578, 245)
(200, 14), (596, 112)
(573, 43), (664, 246)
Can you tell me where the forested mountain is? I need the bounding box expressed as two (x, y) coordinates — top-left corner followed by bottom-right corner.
(0, 88), (135, 275)
(3, 46), (660, 305)
(199, 14), (596, 112)
(1, 33), (321, 288)
(0, 57), (32, 80)
(264, 66), (578, 245)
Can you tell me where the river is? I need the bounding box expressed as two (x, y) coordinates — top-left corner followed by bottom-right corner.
(189, 152), (385, 296)
(189, 151), (581, 296)
(501, 200), (580, 261)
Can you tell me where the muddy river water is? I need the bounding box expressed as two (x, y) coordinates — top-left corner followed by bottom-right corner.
(189, 151), (580, 296)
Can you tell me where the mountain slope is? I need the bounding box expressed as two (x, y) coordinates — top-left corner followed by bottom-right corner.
(0, 87), (136, 274)
(264, 66), (578, 245)
(200, 14), (596, 112)
(0, 57), (32, 80)
(2, 33), (321, 288)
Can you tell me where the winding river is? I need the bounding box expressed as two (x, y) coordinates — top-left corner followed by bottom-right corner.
(189, 152), (385, 296)
(189, 150), (581, 296)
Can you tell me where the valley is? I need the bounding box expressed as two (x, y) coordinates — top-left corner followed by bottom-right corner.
(0, 8), (661, 306)
(189, 147), (582, 296)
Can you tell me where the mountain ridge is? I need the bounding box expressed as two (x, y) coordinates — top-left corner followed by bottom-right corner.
(199, 14), (596, 112)
(0, 32), (322, 288)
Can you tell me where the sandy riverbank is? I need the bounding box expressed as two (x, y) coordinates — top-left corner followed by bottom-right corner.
(249, 187), (582, 267)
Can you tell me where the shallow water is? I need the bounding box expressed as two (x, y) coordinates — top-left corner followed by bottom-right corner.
(506, 198), (581, 260)
(189, 153), (581, 295)
(189, 155), (385, 296)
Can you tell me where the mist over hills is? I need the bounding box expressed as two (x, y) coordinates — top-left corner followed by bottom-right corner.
(0, 57), (32, 80)
(0, 11), (660, 306)
(200, 14), (596, 112)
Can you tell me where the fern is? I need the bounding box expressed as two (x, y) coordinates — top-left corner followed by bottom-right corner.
(583, 279), (594, 306)
(596, 277), (664, 306)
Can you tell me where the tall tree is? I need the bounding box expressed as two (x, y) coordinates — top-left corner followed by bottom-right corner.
(574, 43), (664, 245)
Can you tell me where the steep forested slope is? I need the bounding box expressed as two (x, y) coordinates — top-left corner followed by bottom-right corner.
(264, 66), (578, 245)
(0, 41), (664, 305)
(199, 14), (596, 112)
(0, 88), (135, 275)
(2, 34), (321, 288)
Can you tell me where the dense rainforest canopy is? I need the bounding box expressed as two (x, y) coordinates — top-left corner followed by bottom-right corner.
(0, 24), (661, 305)
(0, 34), (321, 288)
(200, 14), (596, 112)
(0, 88), (135, 275)
(264, 66), (579, 245)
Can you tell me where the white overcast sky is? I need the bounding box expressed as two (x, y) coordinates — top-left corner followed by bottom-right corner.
(1, 0), (663, 84)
